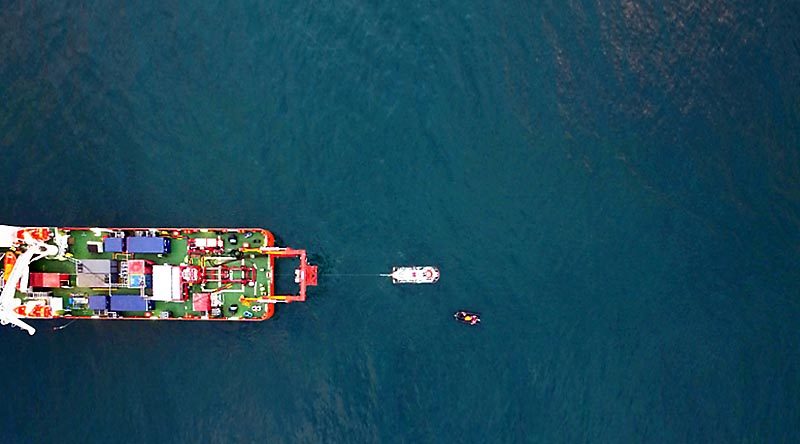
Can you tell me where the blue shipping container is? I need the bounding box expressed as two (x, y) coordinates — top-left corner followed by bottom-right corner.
(103, 237), (124, 252)
(110, 295), (148, 311)
(89, 296), (108, 310)
(126, 237), (170, 254)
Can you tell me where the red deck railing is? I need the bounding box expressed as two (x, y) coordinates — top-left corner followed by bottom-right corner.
(265, 248), (318, 302)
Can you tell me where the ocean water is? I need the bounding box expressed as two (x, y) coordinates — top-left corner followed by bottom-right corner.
(1, 1), (799, 442)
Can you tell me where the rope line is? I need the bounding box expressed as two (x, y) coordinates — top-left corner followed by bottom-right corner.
(276, 273), (387, 277)
(52, 320), (76, 331)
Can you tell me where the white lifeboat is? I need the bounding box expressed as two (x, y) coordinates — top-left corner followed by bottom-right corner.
(388, 266), (440, 284)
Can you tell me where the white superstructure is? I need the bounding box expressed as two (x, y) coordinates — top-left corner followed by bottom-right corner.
(386, 266), (440, 284)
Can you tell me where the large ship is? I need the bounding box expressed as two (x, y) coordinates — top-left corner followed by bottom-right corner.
(0, 225), (317, 335)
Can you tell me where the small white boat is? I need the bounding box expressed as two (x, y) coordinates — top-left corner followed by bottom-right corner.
(387, 266), (440, 284)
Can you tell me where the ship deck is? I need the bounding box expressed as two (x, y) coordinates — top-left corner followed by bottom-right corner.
(33, 229), (272, 319)
(0, 226), (317, 325)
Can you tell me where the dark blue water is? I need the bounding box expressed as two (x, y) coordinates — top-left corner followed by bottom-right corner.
(2, 1), (799, 442)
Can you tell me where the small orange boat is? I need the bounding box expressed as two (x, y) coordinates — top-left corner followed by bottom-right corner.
(16, 227), (51, 241)
(3, 251), (15, 283)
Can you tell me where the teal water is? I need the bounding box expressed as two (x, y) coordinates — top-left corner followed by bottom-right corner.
(1, 1), (799, 442)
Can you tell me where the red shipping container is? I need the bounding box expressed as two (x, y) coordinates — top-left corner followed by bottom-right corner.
(128, 259), (145, 274)
(30, 272), (65, 288)
(192, 293), (211, 312)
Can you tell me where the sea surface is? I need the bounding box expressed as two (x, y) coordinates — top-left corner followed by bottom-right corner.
(1, 1), (799, 442)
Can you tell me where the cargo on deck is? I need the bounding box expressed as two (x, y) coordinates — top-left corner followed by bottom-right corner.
(110, 295), (148, 312)
(125, 237), (170, 254)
